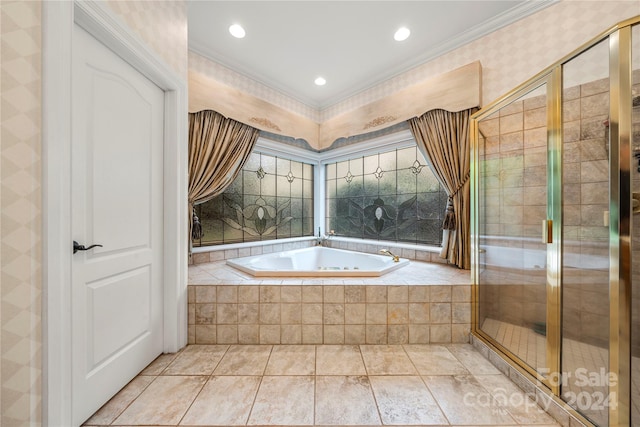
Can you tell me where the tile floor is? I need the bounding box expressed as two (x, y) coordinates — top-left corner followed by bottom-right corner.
(482, 317), (640, 426)
(83, 344), (559, 427)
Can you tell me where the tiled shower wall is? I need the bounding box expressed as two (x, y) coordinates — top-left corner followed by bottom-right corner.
(562, 77), (610, 349)
(477, 87), (548, 335)
(478, 77), (613, 348)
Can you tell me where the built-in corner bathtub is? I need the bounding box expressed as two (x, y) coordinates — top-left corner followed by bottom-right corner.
(226, 246), (410, 277)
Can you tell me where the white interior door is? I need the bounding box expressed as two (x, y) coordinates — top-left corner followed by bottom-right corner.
(71, 23), (164, 425)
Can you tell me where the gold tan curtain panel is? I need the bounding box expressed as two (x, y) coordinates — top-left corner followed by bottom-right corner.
(188, 110), (260, 241)
(408, 108), (477, 269)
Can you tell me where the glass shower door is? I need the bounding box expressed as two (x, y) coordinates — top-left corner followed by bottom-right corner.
(473, 16), (640, 426)
(475, 81), (551, 379)
(560, 38), (611, 427)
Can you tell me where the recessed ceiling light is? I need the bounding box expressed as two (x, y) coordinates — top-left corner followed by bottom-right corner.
(229, 24), (245, 39)
(314, 77), (326, 86)
(394, 27), (410, 41)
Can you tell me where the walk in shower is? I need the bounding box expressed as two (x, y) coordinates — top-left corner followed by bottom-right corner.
(471, 17), (639, 427)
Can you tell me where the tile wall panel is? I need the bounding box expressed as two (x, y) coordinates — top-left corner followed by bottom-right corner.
(188, 284), (472, 345)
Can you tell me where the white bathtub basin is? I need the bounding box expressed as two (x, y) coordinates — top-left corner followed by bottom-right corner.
(226, 246), (410, 277)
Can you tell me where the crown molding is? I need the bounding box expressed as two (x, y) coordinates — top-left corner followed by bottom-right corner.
(188, 42), (317, 109)
(188, 0), (556, 113)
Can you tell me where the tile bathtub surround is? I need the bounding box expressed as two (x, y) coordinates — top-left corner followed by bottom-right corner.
(188, 261), (471, 345)
(83, 344), (560, 427)
(189, 237), (447, 265)
(190, 239), (316, 264)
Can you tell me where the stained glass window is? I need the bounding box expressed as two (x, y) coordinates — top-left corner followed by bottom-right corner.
(325, 146), (446, 246)
(192, 152), (314, 246)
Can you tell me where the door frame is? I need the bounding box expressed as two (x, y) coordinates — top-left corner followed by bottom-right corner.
(42, 1), (188, 425)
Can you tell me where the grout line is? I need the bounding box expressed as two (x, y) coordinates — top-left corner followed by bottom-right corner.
(174, 374), (211, 427)
(102, 374), (158, 426)
(366, 372), (384, 425)
(313, 344), (318, 424)
(401, 343), (421, 375)
(244, 374), (263, 426)
(101, 349), (182, 425)
(418, 372), (452, 426)
(166, 345), (231, 426)
(403, 344), (453, 426)
(263, 343), (276, 375)
(358, 344), (370, 377)
(471, 371), (520, 424)
(212, 344), (231, 374)
(245, 348), (274, 426)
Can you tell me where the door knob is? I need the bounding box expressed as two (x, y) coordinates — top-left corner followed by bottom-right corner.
(73, 241), (103, 254)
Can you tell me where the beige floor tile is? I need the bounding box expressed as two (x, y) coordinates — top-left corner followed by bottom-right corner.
(424, 375), (517, 425)
(316, 345), (367, 375)
(89, 343), (563, 427)
(213, 345), (273, 375)
(315, 376), (381, 425)
(248, 376), (315, 425)
(446, 343), (501, 375)
(360, 345), (417, 375)
(84, 376), (155, 425)
(180, 376), (261, 425)
(163, 344), (228, 375)
(369, 375), (448, 425)
(114, 376), (207, 425)
(404, 344), (469, 375)
(265, 345), (316, 375)
(475, 374), (556, 425)
(139, 352), (179, 376)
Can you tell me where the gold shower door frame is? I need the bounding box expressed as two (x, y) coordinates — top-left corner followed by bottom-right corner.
(471, 16), (639, 427)
(470, 70), (561, 392)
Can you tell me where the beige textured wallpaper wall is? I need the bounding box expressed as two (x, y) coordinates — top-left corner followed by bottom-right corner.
(106, 0), (188, 77)
(1, 1), (42, 424)
(0, 1), (187, 425)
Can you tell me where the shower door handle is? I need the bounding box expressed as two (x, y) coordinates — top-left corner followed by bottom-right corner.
(541, 219), (553, 244)
(633, 193), (640, 214)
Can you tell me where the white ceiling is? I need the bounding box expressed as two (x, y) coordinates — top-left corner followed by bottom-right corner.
(188, 1), (554, 110)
